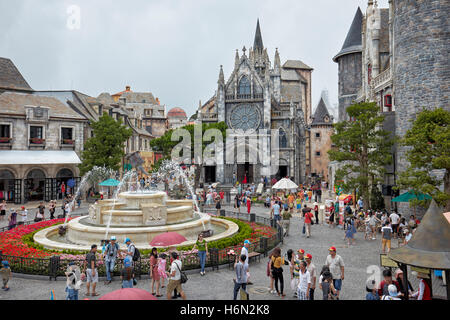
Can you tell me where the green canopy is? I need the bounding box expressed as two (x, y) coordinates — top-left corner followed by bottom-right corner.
(99, 179), (120, 187)
(391, 190), (432, 202)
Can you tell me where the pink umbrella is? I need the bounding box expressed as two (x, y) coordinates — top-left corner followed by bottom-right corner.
(100, 288), (157, 300)
(150, 232), (187, 246)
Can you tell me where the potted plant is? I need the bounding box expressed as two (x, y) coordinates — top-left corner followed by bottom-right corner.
(30, 138), (45, 144)
(0, 137), (11, 143)
(62, 139), (75, 145)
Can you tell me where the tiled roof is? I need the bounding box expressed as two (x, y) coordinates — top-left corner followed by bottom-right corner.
(282, 60), (313, 70)
(0, 92), (85, 120)
(333, 7), (363, 62)
(311, 97), (333, 126)
(0, 57), (33, 91)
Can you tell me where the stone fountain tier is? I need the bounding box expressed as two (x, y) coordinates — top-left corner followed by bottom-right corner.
(33, 215), (239, 251)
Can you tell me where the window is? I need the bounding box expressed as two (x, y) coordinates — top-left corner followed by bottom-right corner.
(316, 151), (321, 157)
(30, 126), (43, 139)
(279, 129), (288, 148)
(0, 124), (10, 138)
(384, 94), (392, 111)
(61, 128), (74, 144)
(315, 132), (321, 138)
(238, 76), (251, 95)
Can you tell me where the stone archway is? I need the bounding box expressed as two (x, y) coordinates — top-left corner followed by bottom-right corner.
(24, 168), (46, 202)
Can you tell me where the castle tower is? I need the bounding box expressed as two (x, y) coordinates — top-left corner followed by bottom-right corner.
(333, 7), (363, 122)
(393, 0), (450, 214)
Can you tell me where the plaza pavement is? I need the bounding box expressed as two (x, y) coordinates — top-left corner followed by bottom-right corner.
(1, 200), (403, 300)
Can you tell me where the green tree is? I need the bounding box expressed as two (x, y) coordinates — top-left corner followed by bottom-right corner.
(397, 108), (450, 211)
(150, 122), (228, 187)
(79, 113), (132, 175)
(328, 102), (394, 209)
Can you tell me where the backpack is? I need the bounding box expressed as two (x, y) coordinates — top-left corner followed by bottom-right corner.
(131, 244), (140, 262)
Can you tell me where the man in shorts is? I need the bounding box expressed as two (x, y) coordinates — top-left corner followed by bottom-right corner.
(325, 246), (344, 299)
(84, 244), (99, 296)
(166, 252), (186, 300)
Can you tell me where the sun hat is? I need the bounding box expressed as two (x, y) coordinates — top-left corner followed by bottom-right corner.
(110, 236), (116, 241)
(244, 240), (251, 245)
(305, 253), (312, 259)
(394, 268), (403, 278)
(124, 237), (131, 244)
(388, 284), (398, 297)
(329, 246), (336, 252)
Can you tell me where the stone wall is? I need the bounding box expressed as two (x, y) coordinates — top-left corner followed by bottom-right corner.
(393, 0), (449, 215)
(310, 125), (333, 182)
(337, 53), (362, 121)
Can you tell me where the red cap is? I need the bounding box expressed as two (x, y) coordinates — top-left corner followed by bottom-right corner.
(329, 246), (336, 252)
(298, 249), (305, 254)
(305, 253), (312, 259)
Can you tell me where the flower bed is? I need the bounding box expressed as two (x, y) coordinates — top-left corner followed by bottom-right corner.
(0, 216), (278, 276)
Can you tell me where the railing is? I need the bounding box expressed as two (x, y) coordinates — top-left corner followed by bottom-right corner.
(201, 113), (218, 120)
(371, 68), (391, 90)
(226, 94), (263, 100)
(0, 210), (284, 279)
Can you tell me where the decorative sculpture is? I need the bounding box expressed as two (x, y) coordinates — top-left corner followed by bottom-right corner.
(125, 151), (149, 176)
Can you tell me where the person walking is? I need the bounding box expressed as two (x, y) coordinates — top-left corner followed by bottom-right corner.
(241, 240), (252, 285)
(215, 196), (221, 215)
(389, 210), (400, 239)
(303, 205), (314, 238)
(0, 200), (6, 221)
(270, 247), (286, 298)
(271, 201), (281, 227)
(7, 208), (16, 230)
(18, 206), (27, 225)
(305, 253), (316, 300)
(120, 256), (134, 288)
(368, 212), (381, 240)
(325, 246), (345, 299)
(345, 217), (357, 246)
(158, 253), (168, 289)
(297, 260), (311, 300)
(103, 236), (119, 285)
(381, 221), (393, 253)
(313, 202), (319, 225)
(320, 268), (336, 300)
(0, 260), (11, 291)
(234, 194), (241, 213)
(192, 233), (208, 276)
(166, 252), (186, 300)
(36, 202), (45, 222)
(246, 196), (252, 214)
(49, 200), (56, 219)
(233, 254), (249, 300)
(84, 244), (99, 297)
(150, 247), (161, 297)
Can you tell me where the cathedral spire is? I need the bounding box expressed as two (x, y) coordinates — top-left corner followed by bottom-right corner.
(253, 19), (264, 52)
(274, 48), (281, 74)
(218, 65), (224, 85)
(235, 49), (240, 69)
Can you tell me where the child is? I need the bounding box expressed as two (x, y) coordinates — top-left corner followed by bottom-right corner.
(121, 256), (134, 288)
(158, 253), (168, 288)
(365, 279), (380, 300)
(1, 261), (11, 291)
(65, 262), (82, 300)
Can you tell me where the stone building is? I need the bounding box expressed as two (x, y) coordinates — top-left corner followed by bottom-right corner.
(310, 97), (334, 183)
(167, 107), (188, 129)
(196, 20), (312, 185)
(333, 0), (449, 212)
(0, 58), (90, 203)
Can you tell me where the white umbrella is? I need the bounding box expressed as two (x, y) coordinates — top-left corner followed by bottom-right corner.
(272, 178), (298, 190)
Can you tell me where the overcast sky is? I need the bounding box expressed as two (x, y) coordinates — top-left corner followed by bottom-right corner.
(0, 0), (389, 118)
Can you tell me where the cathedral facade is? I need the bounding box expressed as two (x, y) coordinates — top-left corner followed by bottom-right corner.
(197, 20), (312, 185)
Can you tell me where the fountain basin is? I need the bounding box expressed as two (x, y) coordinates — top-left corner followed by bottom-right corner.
(33, 216), (239, 251)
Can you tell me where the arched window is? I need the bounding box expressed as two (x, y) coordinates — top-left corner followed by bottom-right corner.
(279, 128), (287, 148)
(238, 76), (251, 95)
(56, 168), (73, 179)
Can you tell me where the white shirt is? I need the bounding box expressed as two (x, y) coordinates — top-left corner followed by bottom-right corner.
(390, 213), (400, 225)
(20, 209), (28, 222)
(325, 254), (345, 280)
(170, 260), (182, 281)
(241, 246), (249, 267)
(307, 262), (316, 287)
(297, 270), (311, 292)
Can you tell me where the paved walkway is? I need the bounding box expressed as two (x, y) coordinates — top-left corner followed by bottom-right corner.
(1, 201), (401, 300)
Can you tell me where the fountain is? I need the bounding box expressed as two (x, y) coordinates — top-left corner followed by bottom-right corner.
(33, 161), (238, 251)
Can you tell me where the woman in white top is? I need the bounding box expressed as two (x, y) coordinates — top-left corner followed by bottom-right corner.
(367, 212), (381, 240)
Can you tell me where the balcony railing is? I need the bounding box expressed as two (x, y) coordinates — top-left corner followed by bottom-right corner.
(371, 68), (392, 91)
(225, 93), (263, 100)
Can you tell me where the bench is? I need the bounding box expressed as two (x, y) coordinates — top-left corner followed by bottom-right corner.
(248, 251), (261, 263)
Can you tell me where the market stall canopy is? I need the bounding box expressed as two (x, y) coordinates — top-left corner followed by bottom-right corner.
(392, 190), (432, 202)
(272, 178), (298, 190)
(388, 200), (450, 270)
(99, 179), (120, 187)
(0, 150), (81, 165)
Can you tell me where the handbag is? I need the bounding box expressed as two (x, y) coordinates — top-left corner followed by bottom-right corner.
(175, 261), (188, 284)
(133, 278), (137, 286)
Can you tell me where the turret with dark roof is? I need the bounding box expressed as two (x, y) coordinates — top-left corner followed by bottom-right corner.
(311, 97), (333, 126)
(333, 7), (363, 62)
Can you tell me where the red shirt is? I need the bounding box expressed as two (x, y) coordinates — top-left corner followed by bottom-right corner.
(219, 191), (224, 199)
(304, 211), (313, 224)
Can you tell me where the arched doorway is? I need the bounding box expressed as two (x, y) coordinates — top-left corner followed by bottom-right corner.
(276, 159), (288, 181)
(0, 169), (16, 203)
(25, 169), (46, 202)
(56, 168), (74, 199)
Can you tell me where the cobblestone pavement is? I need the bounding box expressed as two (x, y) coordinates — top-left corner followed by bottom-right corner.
(1, 200), (409, 301)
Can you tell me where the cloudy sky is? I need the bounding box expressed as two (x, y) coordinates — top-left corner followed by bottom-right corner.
(0, 0), (389, 118)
